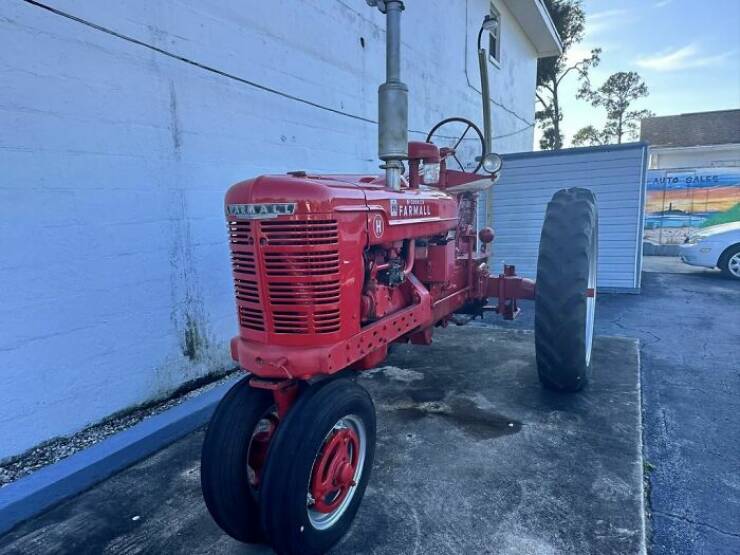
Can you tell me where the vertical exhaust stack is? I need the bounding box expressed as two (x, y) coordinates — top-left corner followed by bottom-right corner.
(368, 0), (408, 190)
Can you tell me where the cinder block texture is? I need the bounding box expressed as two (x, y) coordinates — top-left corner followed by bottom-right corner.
(0, 0), (538, 459)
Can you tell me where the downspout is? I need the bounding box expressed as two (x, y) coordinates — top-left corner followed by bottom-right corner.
(476, 26), (493, 156)
(476, 12), (495, 230)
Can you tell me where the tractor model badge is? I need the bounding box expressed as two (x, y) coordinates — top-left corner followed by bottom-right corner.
(226, 203), (296, 220)
(390, 198), (431, 219)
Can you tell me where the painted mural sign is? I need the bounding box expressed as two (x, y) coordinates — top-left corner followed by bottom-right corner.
(644, 167), (740, 245)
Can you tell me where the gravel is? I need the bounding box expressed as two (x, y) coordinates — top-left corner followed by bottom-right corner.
(0, 370), (240, 488)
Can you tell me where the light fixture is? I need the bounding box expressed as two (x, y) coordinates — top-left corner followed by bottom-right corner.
(482, 152), (503, 174)
(477, 15), (498, 52)
(481, 15), (498, 32)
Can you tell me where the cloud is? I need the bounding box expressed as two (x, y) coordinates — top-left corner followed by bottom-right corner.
(586, 8), (632, 35)
(655, 0), (673, 7)
(564, 43), (594, 64)
(636, 43), (735, 71)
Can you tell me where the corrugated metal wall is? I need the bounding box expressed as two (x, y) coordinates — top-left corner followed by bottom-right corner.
(480, 143), (648, 292)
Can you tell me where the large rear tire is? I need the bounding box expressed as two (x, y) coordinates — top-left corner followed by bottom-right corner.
(535, 187), (598, 392)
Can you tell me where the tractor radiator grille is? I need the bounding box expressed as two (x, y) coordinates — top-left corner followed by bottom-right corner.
(228, 221), (264, 332)
(234, 278), (260, 303)
(261, 220), (341, 335)
(231, 251), (256, 274)
(263, 251), (340, 277)
(239, 306), (265, 332)
(228, 219), (343, 335)
(260, 220), (338, 246)
(271, 309), (341, 334)
(228, 221), (254, 245)
(267, 281), (341, 306)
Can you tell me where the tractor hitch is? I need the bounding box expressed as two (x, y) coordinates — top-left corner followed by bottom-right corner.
(486, 264), (536, 320)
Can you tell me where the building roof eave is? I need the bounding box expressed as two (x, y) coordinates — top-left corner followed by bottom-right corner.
(502, 0), (562, 58)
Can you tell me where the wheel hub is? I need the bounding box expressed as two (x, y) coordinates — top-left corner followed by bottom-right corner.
(730, 253), (740, 277)
(309, 428), (360, 514)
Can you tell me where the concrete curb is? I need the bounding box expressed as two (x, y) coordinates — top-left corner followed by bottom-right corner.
(0, 376), (239, 536)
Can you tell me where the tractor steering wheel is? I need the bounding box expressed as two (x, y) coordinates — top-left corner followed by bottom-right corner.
(426, 117), (486, 174)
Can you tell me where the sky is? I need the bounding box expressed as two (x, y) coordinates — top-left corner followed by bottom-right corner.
(544, 0), (740, 148)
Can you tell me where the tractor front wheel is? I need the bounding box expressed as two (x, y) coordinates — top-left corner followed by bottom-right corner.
(200, 377), (277, 542)
(259, 378), (376, 555)
(535, 187), (598, 392)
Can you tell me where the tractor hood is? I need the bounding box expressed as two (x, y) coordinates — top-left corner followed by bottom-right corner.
(225, 174), (372, 216)
(224, 173), (458, 225)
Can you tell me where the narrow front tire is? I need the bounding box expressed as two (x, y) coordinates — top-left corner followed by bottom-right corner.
(259, 378), (376, 555)
(200, 377), (276, 543)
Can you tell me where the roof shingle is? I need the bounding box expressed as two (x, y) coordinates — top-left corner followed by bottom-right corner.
(640, 109), (740, 148)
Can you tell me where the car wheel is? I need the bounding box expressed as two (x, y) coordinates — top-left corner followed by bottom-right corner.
(719, 244), (740, 280)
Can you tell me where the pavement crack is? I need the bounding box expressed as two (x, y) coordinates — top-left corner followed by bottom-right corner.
(654, 510), (740, 539)
(637, 328), (662, 345)
(608, 316), (662, 346)
(658, 408), (671, 449)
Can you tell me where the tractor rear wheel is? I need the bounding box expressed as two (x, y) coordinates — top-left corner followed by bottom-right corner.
(200, 377), (277, 543)
(535, 187), (598, 392)
(259, 378), (376, 555)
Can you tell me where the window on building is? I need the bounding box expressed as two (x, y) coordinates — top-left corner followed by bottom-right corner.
(488, 4), (501, 66)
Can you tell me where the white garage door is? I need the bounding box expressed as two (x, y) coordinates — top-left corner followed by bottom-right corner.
(480, 143), (648, 292)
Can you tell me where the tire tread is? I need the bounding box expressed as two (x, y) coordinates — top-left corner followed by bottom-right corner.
(535, 187), (598, 392)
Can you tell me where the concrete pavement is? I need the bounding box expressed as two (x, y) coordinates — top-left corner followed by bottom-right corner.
(0, 327), (644, 554)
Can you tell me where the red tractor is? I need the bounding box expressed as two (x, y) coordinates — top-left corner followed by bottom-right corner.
(201, 2), (598, 554)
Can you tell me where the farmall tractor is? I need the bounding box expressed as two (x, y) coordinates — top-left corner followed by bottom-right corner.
(201, 2), (598, 554)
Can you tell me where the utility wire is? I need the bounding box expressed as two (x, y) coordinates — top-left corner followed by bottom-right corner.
(21, 0), (533, 141)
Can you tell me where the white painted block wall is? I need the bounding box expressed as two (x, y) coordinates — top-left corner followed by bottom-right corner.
(0, 0), (539, 459)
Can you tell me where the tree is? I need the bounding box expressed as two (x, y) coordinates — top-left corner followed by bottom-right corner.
(536, 0), (600, 150)
(571, 125), (605, 146)
(575, 71), (654, 144)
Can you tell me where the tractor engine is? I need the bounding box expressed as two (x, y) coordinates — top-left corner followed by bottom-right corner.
(225, 143), (501, 380)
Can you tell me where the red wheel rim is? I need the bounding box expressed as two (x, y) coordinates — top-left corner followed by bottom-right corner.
(309, 427), (361, 514)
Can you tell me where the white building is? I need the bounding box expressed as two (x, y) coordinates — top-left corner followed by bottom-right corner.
(0, 0), (560, 460)
(642, 109), (740, 169)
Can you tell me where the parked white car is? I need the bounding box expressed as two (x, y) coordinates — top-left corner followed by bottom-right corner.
(679, 221), (740, 279)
